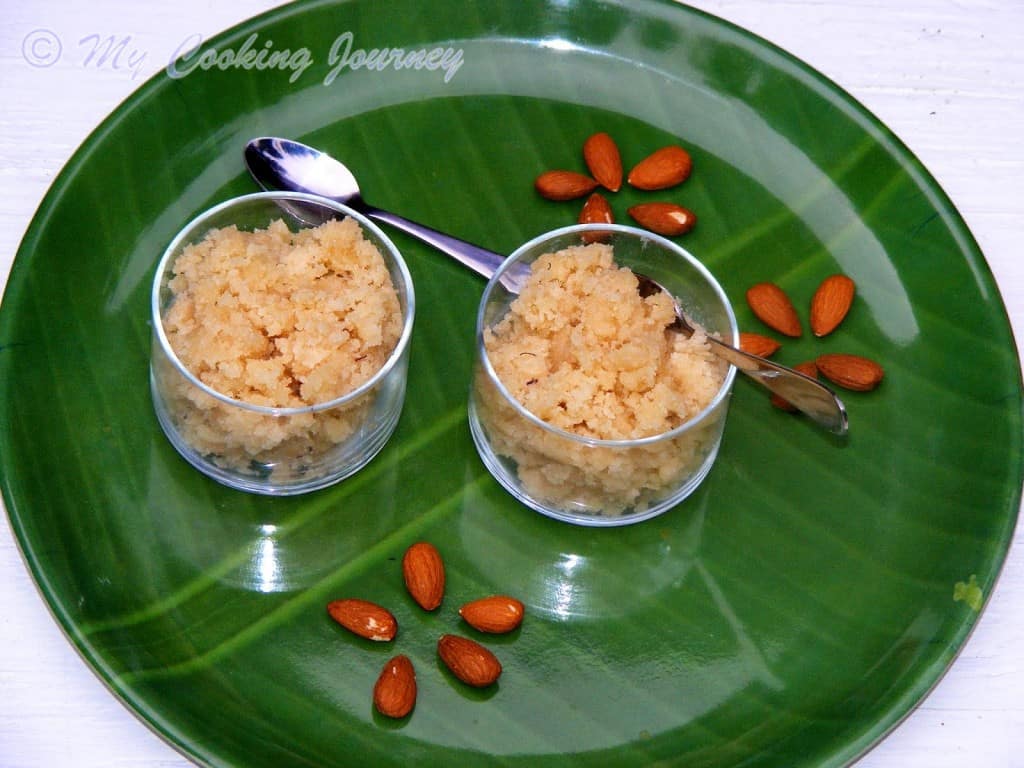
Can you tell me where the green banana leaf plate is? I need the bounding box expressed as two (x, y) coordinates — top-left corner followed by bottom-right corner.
(2, 1), (1021, 766)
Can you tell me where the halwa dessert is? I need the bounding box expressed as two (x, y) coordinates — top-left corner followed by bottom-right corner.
(156, 216), (402, 480)
(474, 242), (728, 515)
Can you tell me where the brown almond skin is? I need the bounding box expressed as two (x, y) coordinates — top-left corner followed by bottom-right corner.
(583, 132), (623, 192)
(745, 282), (802, 337)
(402, 541), (445, 611)
(738, 332), (781, 358)
(811, 275), (856, 337)
(627, 202), (697, 236)
(816, 354), (884, 391)
(771, 361), (819, 411)
(534, 170), (599, 201)
(326, 599), (397, 642)
(459, 595), (525, 634)
(373, 655), (416, 718)
(437, 634), (502, 687)
(627, 145), (692, 190)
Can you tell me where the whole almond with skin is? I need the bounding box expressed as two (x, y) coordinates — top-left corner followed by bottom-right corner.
(402, 541), (445, 611)
(816, 353), (884, 391)
(627, 202), (697, 236)
(810, 274), (856, 337)
(437, 634), (502, 687)
(746, 282), (802, 337)
(583, 132), (623, 192)
(579, 192), (614, 243)
(373, 655), (416, 718)
(627, 145), (693, 190)
(459, 595), (525, 634)
(738, 332), (781, 358)
(771, 361), (818, 412)
(326, 599), (397, 642)
(534, 170), (599, 201)
(579, 192), (614, 226)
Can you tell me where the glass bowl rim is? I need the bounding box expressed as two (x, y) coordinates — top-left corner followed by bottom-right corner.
(475, 222), (738, 448)
(150, 191), (416, 417)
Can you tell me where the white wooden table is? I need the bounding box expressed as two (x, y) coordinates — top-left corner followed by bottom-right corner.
(2, 1), (1021, 765)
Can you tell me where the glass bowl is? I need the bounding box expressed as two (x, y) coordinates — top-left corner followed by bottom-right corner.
(150, 192), (415, 495)
(468, 224), (737, 526)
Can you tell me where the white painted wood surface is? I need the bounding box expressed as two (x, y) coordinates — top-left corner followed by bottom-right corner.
(1, 1), (1021, 765)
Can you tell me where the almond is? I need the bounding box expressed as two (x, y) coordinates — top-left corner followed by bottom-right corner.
(738, 332), (781, 358)
(402, 541), (445, 611)
(627, 202), (697, 236)
(326, 599), (397, 642)
(627, 145), (692, 190)
(815, 353), (884, 391)
(771, 361), (818, 412)
(437, 634), (502, 687)
(534, 170), (599, 201)
(579, 191), (614, 226)
(459, 595), (525, 634)
(810, 274), (856, 337)
(583, 132), (623, 192)
(745, 282), (802, 337)
(373, 655), (416, 718)
(578, 192), (614, 243)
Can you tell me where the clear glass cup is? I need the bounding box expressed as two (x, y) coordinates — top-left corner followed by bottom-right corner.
(468, 224), (737, 526)
(150, 192), (415, 495)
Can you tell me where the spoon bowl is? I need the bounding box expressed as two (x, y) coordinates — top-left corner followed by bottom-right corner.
(245, 137), (848, 435)
(243, 139), (361, 227)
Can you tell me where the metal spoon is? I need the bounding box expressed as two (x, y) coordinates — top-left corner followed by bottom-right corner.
(245, 137), (509, 281)
(245, 137), (848, 435)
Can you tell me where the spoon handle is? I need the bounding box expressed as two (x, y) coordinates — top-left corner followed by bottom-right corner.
(362, 206), (506, 280)
(707, 338), (849, 435)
